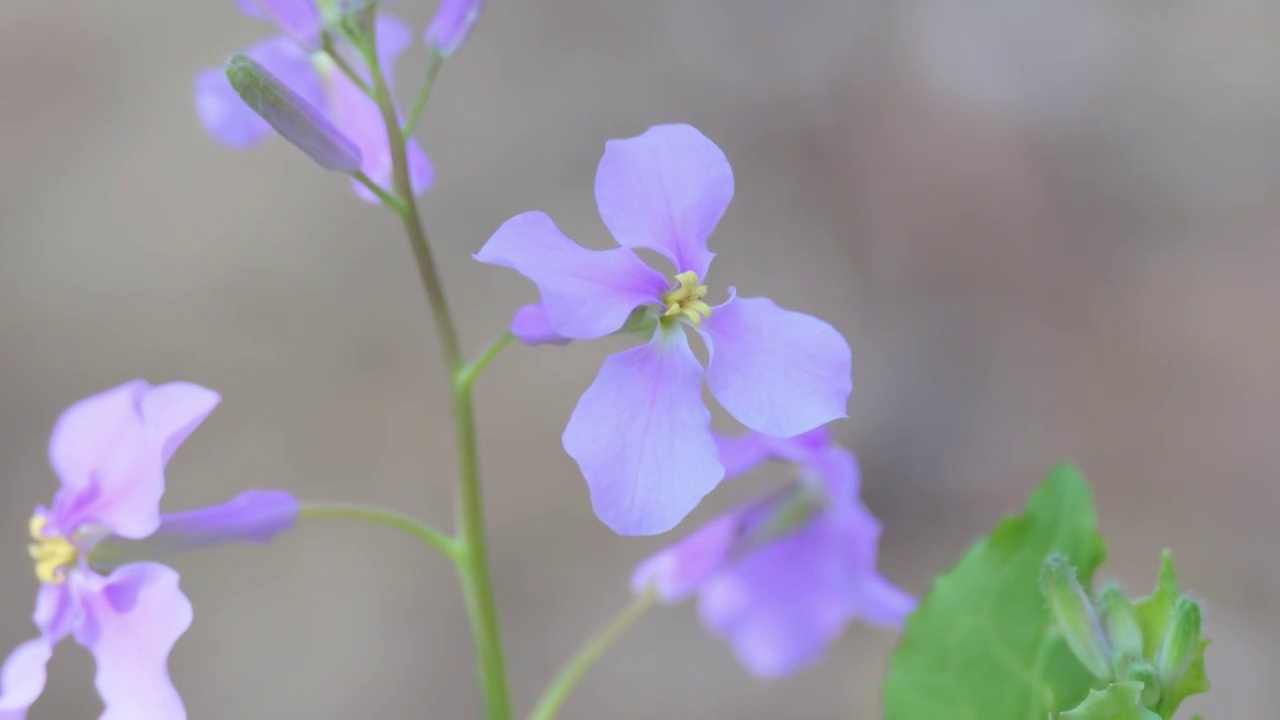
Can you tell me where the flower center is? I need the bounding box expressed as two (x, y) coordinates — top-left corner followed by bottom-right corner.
(660, 271), (712, 326)
(28, 516), (78, 584)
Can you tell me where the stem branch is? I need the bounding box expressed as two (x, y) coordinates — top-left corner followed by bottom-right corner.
(299, 504), (459, 560)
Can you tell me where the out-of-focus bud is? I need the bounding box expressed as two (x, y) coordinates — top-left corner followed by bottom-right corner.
(1123, 661), (1163, 708)
(425, 0), (485, 58)
(225, 55), (363, 173)
(1041, 554), (1112, 680)
(1098, 584), (1144, 663)
(1157, 597), (1202, 688)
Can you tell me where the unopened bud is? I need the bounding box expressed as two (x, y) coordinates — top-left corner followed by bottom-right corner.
(1124, 661), (1163, 708)
(1099, 584), (1145, 663)
(1157, 597), (1202, 688)
(225, 55), (363, 173)
(1041, 554), (1112, 680)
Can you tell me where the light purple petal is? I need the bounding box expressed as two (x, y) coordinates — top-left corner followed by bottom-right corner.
(74, 564), (193, 720)
(563, 330), (722, 534)
(0, 639), (53, 720)
(48, 381), (219, 539)
(196, 35), (324, 150)
(236, 0), (323, 46)
(714, 432), (774, 478)
(696, 519), (855, 677)
(475, 212), (668, 340)
(849, 571), (917, 628)
(425, 0), (485, 57)
(33, 584), (76, 643)
(595, 124), (732, 278)
(699, 294), (851, 438)
(510, 303), (571, 346)
(630, 512), (739, 602)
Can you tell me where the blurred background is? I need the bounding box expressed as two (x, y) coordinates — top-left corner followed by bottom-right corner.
(1, 0), (1276, 717)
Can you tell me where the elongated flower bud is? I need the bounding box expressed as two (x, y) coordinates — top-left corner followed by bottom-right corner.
(1158, 597), (1202, 688)
(1098, 584), (1144, 663)
(1041, 554), (1112, 680)
(225, 55), (363, 173)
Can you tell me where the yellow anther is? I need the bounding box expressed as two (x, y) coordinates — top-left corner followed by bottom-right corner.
(28, 515), (77, 585)
(661, 271), (712, 326)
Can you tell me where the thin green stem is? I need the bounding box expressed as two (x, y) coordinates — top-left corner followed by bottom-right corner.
(299, 504), (459, 561)
(529, 590), (657, 720)
(367, 22), (511, 720)
(402, 53), (444, 138)
(321, 33), (374, 98)
(351, 171), (407, 214)
(458, 332), (515, 388)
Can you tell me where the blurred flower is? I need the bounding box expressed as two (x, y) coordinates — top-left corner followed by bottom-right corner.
(195, 7), (432, 202)
(631, 429), (914, 677)
(475, 124), (852, 535)
(0, 381), (298, 720)
(425, 0), (485, 58)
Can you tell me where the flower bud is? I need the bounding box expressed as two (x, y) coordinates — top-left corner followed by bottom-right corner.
(425, 0), (485, 58)
(1157, 597), (1202, 688)
(1041, 554), (1112, 680)
(1098, 584), (1144, 663)
(225, 55), (363, 173)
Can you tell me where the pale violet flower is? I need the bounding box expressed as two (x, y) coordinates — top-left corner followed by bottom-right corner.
(475, 124), (852, 535)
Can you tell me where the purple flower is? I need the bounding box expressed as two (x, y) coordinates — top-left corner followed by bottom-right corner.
(195, 8), (433, 202)
(425, 0), (485, 57)
(474, 124), (852, 535)
(0, 381), (298, 720)
(631, 429), (915, 677)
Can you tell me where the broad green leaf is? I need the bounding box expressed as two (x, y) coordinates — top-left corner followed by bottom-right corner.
(1061, 682), (1161, 720)
(883, 465), (1107, 719)
(1132, 552), (1209, 717)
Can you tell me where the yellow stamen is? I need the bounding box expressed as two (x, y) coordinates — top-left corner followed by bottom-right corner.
(660, 271), (712, 327)
(28, 516), (77, 584)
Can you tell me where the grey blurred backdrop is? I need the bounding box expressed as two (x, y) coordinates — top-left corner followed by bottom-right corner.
(1, 0), (1277, 717)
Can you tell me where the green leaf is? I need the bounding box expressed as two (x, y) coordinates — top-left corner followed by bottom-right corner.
(1132, 552), (1209, 717)
(1061, 682), (1161, 720)
(883, 465), (1107, 720)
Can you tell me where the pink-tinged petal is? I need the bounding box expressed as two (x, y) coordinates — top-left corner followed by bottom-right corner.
(631, 513), (739, 602)
(236, 0), (323, 46)
(696, 519), (856, 678)
(475, 212), (668, 340)
(0, 639), (53, 720)
(196, 35), (324, 150)
(49, 381), (219, 539)
(595, 124), (732, 278)
(510, 303), (571, 346)
(563, 330), (722, 534)
(699, 294), (851, 438)
(33, 584), (76, 643)
(73, 564), (193, 720)
(425, 0), (485, 57)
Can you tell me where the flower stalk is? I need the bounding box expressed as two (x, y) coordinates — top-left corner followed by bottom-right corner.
(366, 21), (511, 720)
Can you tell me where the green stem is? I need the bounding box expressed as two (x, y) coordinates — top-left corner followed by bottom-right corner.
(321, 32), (374, 98)
(458, 332), (515, 387)
(529, 591), (656, 720)
(367, 24), (511, 720)
(299, 504), (459, 561)
(351, 171), (407, 214)
(402, 53), (444, 138)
